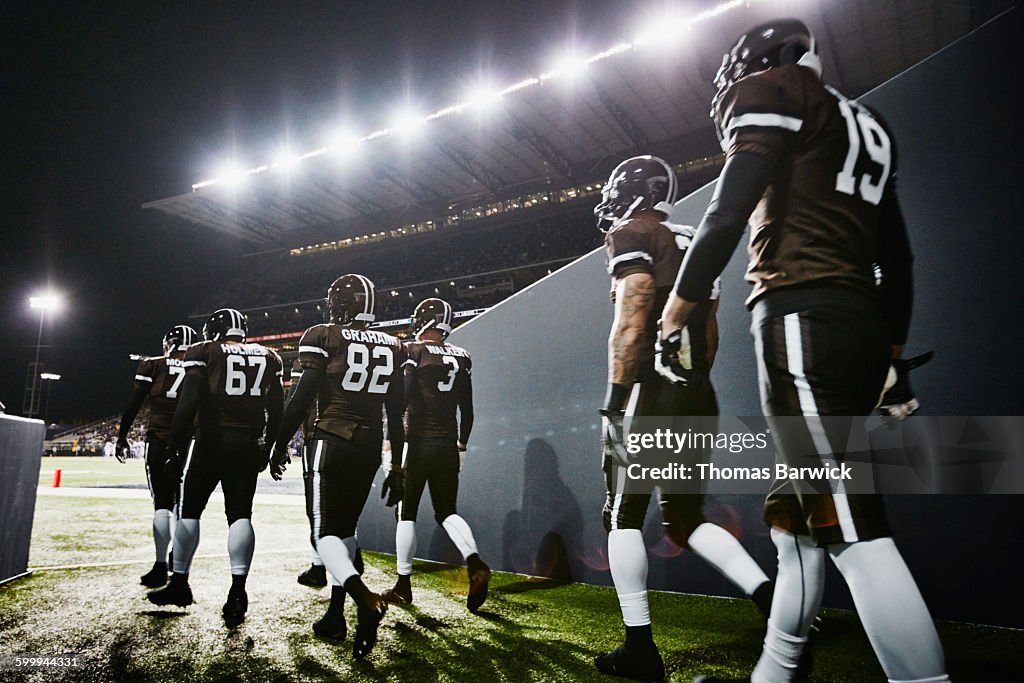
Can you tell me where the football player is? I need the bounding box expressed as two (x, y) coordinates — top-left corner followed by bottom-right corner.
(596, 155), (773, 682)
(115, 324), (196, 588)
(147, 308), (284, 626)
(384, 298), (489, 612)
(270, 274), (405, 659)
(658, 20), (948, 683)
(290, 357), (369, 595)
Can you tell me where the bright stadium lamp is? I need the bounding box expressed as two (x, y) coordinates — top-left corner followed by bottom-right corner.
(218, 165), (249, 188)
(542, 52), (589, 82)
(633, 9), (691, 47)
(464, 84), (503, 112)
(272, 150), (302, 172)
(25, 291), (63, 418)
(390, 110), (426, 138)
(327, 129), (362, 160)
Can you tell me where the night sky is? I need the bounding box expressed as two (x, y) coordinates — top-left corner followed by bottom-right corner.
(1, 0), (642, 423)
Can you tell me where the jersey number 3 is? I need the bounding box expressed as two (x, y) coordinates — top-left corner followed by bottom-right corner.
(835, 99), (891, 206)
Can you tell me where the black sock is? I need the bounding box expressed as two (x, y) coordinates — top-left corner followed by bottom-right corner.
(170, 572), (189, 584)
(153, 561), (167, 569)
(467, 553), (485, 572)
(326, 586), (347, 616)
(231, 574), (248, 591)
(344, 575), (371, 607)
(625, 624), (654, 648)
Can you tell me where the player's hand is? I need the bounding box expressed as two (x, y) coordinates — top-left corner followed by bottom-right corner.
(655, 325), (706, 387)
(258, 440), (272, 472)
(457, 442), (467, 471)
(269, 445), (290, 481)
(600, 409), (633, 468)
(164, 445), (186, 479)
(381, 470), (405, 507)
(879, 351), (934, 421)
(115, 438), (130, 464)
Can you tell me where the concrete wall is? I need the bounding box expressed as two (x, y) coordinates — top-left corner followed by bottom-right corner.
(354, 8), (1024, 628)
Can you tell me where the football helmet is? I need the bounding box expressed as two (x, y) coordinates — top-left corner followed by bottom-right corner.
(711, 19), (819, 141)
(203, 308), (247, 341)
(594, 155), (677, 231)
(327, 274), (375, 326)
(411, 298), (453, 339)
(162, 324), (197, 354)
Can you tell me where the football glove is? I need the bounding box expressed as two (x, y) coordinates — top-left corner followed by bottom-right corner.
(600, 409), (633, 468)
(654, 325), (705, 387)
(878, 351), (934, 421)
(258, 440), (271, 472)
(381, 470), (405, 508)
(457, 441), (467, 471)
(269, 445), (290, 481)
(115, 437), (130, 464)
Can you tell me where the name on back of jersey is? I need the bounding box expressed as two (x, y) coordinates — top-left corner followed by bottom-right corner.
(424, 344), (469, 358)
(221, 343), (271, 356)
(339, 328), (397, 345)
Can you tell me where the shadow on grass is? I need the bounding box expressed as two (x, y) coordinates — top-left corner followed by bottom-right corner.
(493, 578), (570, 595)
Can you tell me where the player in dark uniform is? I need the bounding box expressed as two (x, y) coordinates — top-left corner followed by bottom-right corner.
(658, 20), (948, 683)
(147, 308), (284, 626)
(289, 357), (369, 592)
(116, 324), (196, 588)
(596, 156), (773, 682)
(384, 298), (490, 612)
(270, 274), (405, 659)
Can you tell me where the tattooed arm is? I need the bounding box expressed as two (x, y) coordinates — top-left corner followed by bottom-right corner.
(609, 272), (657, 387)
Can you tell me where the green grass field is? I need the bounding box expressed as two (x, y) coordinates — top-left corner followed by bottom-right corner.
(2, 458), (1021, 682)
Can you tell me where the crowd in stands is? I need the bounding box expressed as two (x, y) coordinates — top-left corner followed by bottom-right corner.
(46, 409), (149, 457)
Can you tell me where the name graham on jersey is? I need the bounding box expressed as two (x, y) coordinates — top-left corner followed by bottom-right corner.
(340, 328), (396, 345)
(221, 343), (269, 356)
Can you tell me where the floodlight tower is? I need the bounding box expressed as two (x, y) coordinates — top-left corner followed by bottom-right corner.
(24, 293), (62, 418)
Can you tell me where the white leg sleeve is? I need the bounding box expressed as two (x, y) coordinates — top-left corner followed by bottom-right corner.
(829, 537), (947, 682)
(441, 514), (479, 560)
(687, 522), (769, 596)
(227, 518), (255, 576)
(172, 518), (200, 574)
(317, 535), (359, 585)
(608, 528), (650, 627)
(153, 509), (174, 562)
(396, 520), (417, 575)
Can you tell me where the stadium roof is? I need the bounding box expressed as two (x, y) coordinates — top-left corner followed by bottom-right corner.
(143, 0), (976, 248)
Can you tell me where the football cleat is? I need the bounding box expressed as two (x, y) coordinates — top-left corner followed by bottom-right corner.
(297, 563), (328, 588)
(594, 642), (665, 682)
(140, 561), (169, 588)
(147, 574), (193, 607)
(384, 575), (413, 605)
(312, 611), (347, 642)
(352, 592), (388, 659)
(466, 556), (491, 614)
(221, 586), (248, 624)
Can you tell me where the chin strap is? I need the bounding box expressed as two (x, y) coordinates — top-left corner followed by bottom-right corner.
(797, 51), (822, 78)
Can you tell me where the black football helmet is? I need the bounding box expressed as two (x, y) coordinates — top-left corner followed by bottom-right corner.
(162, 324), (197, 354)
(711, 19), (818, 142)
(594, 155), (677, 231)
(411, 298), (453, 339)
(327, 274), (375, 326)
(203, 308), (247, 341)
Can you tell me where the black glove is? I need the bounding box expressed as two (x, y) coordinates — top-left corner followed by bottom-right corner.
(600, 409), (634, 468)
(269, 445), (290, 481)
(115, 437), (130, 463)
(654, 325), (706, 387)
(879, 351), (934, 421)
(381, 469), (405, 508)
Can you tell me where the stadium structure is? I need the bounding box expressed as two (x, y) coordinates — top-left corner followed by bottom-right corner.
(139, 0), (981, 365)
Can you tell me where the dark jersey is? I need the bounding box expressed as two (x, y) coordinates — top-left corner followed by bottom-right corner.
(132, 350), (187, 439)
(404, 340), (472, 440)
(183, 340), (283, 435)
(605, 215), (720, 379)
(288, 357), (317, 440)
(715, 64), (897, 305)
(297, 324), (405, 439)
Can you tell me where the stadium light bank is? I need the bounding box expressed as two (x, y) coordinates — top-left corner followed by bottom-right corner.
(191, 0), (753, 191)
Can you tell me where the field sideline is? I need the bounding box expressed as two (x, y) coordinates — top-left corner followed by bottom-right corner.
(1, 458), (1021, 681)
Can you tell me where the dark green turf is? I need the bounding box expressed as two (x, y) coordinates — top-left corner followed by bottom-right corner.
(1, 492), (1021, 681)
